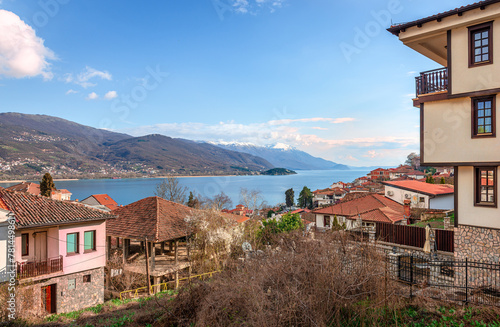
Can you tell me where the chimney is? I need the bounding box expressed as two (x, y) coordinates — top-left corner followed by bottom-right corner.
(403, 199), (411, 219)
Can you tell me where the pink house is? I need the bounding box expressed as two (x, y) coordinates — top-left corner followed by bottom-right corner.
(0, 188), (114, 316)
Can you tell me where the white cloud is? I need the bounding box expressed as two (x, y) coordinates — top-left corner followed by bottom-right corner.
(86, 92), (98, 100)
(268, 117), (355, 125)
(0, 10), (56, 80)
(66, 89), (78, 95)
(63, 66), (112, 88)
(104, 90), (118, 100)
(312, 127), (328, 131)
(232, 0), (285, 14)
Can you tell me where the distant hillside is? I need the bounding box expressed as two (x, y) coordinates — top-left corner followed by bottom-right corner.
(0, 113), (273, 179)
(212, 142), (349, 170)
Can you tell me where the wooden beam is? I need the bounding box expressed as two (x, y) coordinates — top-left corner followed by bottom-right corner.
(175, 240), (179, 265)
(145, 237), (151, 296)
(169, 241), (173, 253)
(151, 242), (156, 271)
(106, 236), (112, 260)
(161, 241), (165, 254)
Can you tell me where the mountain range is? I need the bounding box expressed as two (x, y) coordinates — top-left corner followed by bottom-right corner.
(212, 142), (349, 170)
(0, 112), (348, 179)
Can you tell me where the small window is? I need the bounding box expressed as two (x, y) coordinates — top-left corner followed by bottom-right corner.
(419, 197), (425, 203)
(324, 215), (331, 227)
(21, 233), (29, 256)
(84, 231), (96, 252)
(469, 22), (493, 67)
(83, 274), (91, 283)
(472, 96), (496, 137)
(475, 167), (497, 207)
(66, 233), (79, 255)
(68, 278), (76, 290)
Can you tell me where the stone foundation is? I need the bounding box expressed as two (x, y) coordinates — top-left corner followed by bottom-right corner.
(455, 225), (500, 262)
(17, 267), (104, 317)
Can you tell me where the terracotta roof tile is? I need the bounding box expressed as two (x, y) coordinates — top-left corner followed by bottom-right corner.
(313, 193), (404, 224)
(85, 194), (119, 210)
(108, 197), (194, 242)
(0, 188), (115, 229)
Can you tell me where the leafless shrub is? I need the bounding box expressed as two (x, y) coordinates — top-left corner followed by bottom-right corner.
(107, 252), (146, 292)
(163, 231), (402, 326)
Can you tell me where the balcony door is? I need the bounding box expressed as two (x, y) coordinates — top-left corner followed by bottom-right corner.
(34, 231), (47, 262)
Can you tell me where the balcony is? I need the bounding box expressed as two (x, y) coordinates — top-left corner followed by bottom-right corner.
(17, 255), (63, 279)
(415, 67), (448, 97)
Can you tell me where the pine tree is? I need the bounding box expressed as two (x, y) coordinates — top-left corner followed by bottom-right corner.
(40, 173), (55, 197)
(440, 177), (445, 184)
(297, 186), (313, 209)
(285, 188), (295, 207)
(187, 191), (198, 208)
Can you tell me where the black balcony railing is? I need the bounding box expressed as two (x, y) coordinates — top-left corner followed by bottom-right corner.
(17, 255), (63, 279)
(415, 67), (448, 96)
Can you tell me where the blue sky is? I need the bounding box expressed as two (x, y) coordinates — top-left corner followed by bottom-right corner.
(0, 0), (472, 166)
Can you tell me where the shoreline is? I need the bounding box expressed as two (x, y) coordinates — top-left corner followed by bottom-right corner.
(0, 178), (80, 184)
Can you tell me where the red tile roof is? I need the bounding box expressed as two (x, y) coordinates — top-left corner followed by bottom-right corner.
(0, 188), (114, 229)
(108, 197), (194, 242)
(85, 194), (119, 210)
(313, 193), (404, 224)
(383, 180), (454, 196)
(7, 182), (40, 195)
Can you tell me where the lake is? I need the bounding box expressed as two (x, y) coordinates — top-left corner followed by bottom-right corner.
(0, 170), (369, 207)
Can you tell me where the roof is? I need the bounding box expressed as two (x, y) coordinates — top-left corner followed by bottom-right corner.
(387, 0), (500, 35)
(0, 188), (115, 229)
(59, 189), (72, 194)
(221, 212), (250, 223)
(7, 182), (40, 195)
(84, 194), (119, 210)
(383, 180), (454, 196)
(108, 196), (194, 242)
(313, 193), (404, 224)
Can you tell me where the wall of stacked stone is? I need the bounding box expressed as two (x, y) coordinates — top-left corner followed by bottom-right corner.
(455, 225), (500, 262)
(454, 225), (500, 289)
(17, 267), (104, 317)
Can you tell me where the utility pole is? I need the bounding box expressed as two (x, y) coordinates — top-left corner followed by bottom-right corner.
(145, 237), (151, 295)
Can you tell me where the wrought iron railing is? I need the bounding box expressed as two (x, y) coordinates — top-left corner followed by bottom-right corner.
(415, 67), (448, 96)
(17, 255), (63, 279)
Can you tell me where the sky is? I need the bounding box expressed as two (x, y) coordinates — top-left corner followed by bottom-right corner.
(0, 0), (474, 166)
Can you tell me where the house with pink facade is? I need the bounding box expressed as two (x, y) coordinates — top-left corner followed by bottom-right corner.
(0, 188), (114, 316)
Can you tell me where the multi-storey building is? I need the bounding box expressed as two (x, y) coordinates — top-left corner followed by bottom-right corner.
(388, 0), (500, 261)
(0, 189), (114, 316)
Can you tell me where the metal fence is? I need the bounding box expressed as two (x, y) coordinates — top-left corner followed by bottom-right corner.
(387, 253), (500, 306)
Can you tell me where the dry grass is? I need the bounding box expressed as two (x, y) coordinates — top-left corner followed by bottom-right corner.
(161, 231), (403, 326)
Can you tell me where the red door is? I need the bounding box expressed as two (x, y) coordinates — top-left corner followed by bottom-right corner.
(41, 284), (57, 314)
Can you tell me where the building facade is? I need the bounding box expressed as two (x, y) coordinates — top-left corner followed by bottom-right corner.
(388, 0), (500, 261)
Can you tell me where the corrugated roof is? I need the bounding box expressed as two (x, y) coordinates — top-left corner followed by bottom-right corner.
(383, 180), (454, 196)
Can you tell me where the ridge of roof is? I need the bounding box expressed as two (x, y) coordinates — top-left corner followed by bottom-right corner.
(387, 0), (500, 35)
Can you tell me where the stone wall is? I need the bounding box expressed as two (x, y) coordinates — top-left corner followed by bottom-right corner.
(17, 267), (104, 317)
(455, 225), (500, 262)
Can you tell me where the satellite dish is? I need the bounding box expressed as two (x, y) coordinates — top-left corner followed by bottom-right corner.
(242, 242), (252, 252)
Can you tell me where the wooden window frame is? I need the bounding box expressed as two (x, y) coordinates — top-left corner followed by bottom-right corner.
(83, 230), (96, 253)
(474, 167), (497, 207)
(468, 21), (493, 68)
(471, 95), (496, 138)
(21, 233), (29, 256)
(66, 232), (79, 255)
(83, 274), (91, 283)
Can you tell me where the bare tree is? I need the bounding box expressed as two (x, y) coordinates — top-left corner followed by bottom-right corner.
(207, 192), (233, 211)
(154, 176), (188, 204)
(240, 188), (267, 217)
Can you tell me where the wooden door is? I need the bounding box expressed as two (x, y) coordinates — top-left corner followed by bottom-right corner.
(41, 284), (57, 314)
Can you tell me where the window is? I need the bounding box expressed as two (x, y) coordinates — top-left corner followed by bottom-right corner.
(475, 167), (497, 207)
(469, 22), (493, 67)
(84, 231), (96, 252)
(419, 197), (425, 203)
(21, 233), (29, 256)
(324, 215), (331, 228)
(83, 274), (91, 283)
(472, 96), (495, 137)
(66, 233), (79, 255)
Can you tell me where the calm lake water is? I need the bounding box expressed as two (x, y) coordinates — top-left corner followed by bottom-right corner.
(0, 170), (369, 207)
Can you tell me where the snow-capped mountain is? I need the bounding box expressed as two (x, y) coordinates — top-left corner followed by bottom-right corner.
(210, 142), (349, 170)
